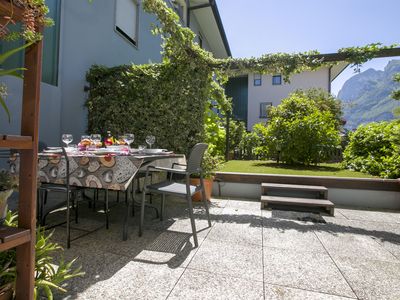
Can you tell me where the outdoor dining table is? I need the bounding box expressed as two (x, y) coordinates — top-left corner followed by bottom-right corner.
(9, 149), (185, 240)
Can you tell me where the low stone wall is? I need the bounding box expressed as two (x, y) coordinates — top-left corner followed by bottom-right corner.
(214, 172), (400, 210)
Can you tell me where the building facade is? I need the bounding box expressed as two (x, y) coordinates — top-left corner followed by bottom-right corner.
(226, 63), (347, 131)
(0, 0), (230, 146)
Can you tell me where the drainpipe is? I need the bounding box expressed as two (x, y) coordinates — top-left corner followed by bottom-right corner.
(225, 112), (230, 161)
(185, 0), (190, 27)
(328, 66), (332, 94)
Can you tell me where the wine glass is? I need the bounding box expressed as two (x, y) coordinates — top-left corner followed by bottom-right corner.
(90, 134), (101, 147)
(62, 134), (73, 147)
(124, 133), (134, 148)
(145, 135), (155, 149)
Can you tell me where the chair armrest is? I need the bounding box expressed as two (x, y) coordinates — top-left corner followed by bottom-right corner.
(172, 162), (187, 169)
(146, 165), (187, 175)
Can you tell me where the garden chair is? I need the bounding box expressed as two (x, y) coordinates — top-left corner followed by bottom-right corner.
(139, 143), (211, 247)
(38, 147), (82, 248)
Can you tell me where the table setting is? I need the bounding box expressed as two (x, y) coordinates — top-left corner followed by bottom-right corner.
(9, 132), (185, 191)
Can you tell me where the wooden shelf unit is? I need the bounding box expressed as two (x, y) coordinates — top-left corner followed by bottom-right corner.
(0, 226), (31, 252)
(0, 135), (33, 149)
(0, 1), (43, 298)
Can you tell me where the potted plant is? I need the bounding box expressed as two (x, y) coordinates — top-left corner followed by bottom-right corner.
(0, 211), (84, 299)
(190, 151), (223, 201)
(0, 171), (17, 226)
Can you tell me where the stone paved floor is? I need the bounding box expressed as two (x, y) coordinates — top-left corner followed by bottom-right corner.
(46, 193), (400, 300)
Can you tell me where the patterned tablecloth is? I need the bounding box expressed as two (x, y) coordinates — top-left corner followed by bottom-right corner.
(9, 152), (185, 191)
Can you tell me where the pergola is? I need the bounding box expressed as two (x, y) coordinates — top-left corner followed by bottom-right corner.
(0, 1), (43, 299)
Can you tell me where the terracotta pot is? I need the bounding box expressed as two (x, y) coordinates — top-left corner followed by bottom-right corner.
(190, 177), (213, 201)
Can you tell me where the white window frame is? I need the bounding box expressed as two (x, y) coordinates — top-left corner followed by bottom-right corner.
(272, 75), (282, 85)
(115, 0), (140, 47)
(254, 74), (262, 86)
(260, 102), (272, 118)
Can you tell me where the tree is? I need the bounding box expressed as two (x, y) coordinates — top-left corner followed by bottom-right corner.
(259, 89), (341, 165)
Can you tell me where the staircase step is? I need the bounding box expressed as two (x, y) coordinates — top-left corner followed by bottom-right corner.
(261, 183), (328, 199)
(261, 195), (334, 216)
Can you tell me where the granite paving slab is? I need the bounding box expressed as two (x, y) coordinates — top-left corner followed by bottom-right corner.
(224, 199), (262, 211)
(263, 228), (325, 253)
(335, 256), (400, 300)
(315, 230), (398, 262)
(168, 269), (263, 300)
(264, 283), (356, 299)
(336, 208), (400, 224)
(207, 221), (262, 246)
(218, 207), (263, 226)
(56, 245), (131, 298)
(73, 261), (184, 300)
(263, 246), (356, 298)
(188, 238), (263, 281)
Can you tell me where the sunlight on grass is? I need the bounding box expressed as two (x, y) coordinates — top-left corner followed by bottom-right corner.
(220, 160), (375, 178)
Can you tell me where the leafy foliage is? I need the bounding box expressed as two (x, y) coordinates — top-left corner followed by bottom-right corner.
(257, 89), (341, 165)
(198, 150), (223, 179)
(392, 73), (400, 101)
(0, 211), (84, 299)
(343, 120), (400, 178)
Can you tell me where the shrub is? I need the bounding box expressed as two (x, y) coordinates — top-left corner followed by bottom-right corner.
(260, 89), (341, 165)
(343, 120), (400, 178)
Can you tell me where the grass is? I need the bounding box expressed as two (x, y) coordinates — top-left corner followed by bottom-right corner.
(220, 160), (376, 178)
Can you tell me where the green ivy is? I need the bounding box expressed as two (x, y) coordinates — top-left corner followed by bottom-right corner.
(86, 0), (398, 157)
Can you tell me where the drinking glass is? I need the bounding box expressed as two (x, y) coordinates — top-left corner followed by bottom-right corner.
(145, 135), (155, 149)
(90, 134), (101, 146)
(138, 144), (146, 153)
(124, 133), (134, 148)
(62, 134), (73, 147)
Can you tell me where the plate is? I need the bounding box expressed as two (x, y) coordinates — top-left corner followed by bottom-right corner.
(143, 149), (166, 154)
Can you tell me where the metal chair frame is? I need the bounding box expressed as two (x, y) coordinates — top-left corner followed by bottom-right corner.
(138, 143), (211, 247)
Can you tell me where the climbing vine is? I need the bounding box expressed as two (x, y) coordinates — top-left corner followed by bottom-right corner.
(87, 0), (399, 154)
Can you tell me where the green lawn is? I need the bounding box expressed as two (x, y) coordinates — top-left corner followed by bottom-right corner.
(220, 160), (375, 178)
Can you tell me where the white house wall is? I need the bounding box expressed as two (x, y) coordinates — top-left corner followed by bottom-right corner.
(247, 68), (330, 130)
(59, 0), (163, 142)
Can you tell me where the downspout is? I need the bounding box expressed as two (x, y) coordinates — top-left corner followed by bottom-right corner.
(186, 0), (190, 27)
(328, 66), (332, 94)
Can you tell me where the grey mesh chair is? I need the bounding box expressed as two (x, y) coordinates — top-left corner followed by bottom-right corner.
(139, 143), (211, 247)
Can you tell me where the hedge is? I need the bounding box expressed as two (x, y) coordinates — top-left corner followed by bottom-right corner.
(85, 63), (213, 154)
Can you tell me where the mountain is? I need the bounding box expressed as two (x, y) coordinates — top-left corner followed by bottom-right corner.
(338, 60), (400, 129)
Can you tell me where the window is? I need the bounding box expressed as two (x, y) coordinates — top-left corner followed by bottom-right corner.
(254, 74), (262, 86)
(115, 0), (139, 46)
(260, 102), (272, 118)
(272, 75), (282, 85)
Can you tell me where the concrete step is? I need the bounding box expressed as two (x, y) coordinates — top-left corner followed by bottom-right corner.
(261, 195), (334, 216)
(261, 183), (328, 199)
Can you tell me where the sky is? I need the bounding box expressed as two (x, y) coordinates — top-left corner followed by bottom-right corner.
(216, 0), (400, 95)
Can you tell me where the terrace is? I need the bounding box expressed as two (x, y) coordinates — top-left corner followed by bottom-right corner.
(44, 193), (400, 299)
(0, 0), (399, 299)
